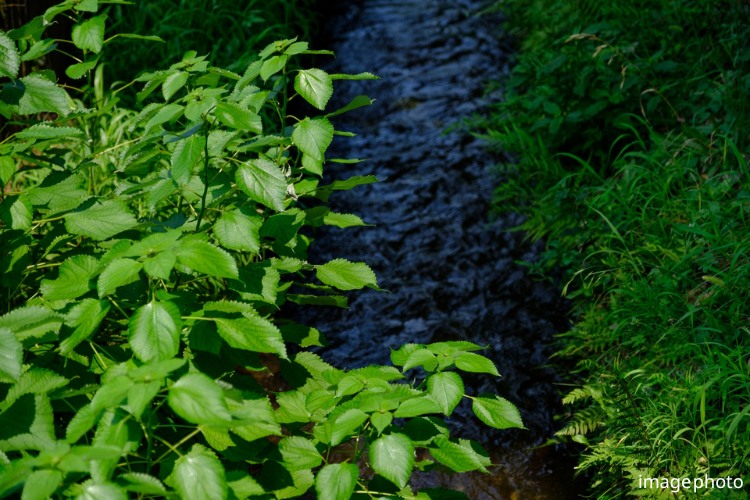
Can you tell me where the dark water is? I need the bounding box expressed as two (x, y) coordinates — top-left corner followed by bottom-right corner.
(293, 0), (584, 497)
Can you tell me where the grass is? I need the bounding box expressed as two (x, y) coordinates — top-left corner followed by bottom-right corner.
(478, 0), (750, 497)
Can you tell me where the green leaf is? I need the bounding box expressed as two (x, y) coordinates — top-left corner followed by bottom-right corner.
(294, 68), (333, 110)
(21, 469), (63, 500)
(330, 409), (368, 446)
(74, 0), (99, 12)
(60, 299), (110, 356)
(162, 71), (189, 101)
(454, 352), (500, 376)
(214, 209), (262, 253)
(322, 212), (370, 228)
(0, 156), (15, 185)
(214, 102), (262, 133)
(327, 94), (374, 118)
(127, 358), (186, 382)
(403, 348), (438, 372)
(175, 239), (238, 278)
(0, 328), (22, 383)
(279, 436), (323, 471)
(429, 437), (491, 473)
(370, 411), (393, 434)
(427, 372), (464, 416)
(0, 393), (55, 451)
(292, 117), (333, 162)
(66, 57), (99, 79)
(168, 373), (231, 424)
(236, 158), (287, 212)
(129, 301), (181, 362)
(71, 14), (106, 53)
(0, 195), (31, 229)
(0, 31), (20, 79)
(21, 39), (56, 62)
(315, 464), (358, 500)
(15, 124), (83, 140)
(171, 132), (205, 186)
(97, 258), (142, 297)
(116, 472), (167, 496)
(260, 54), (288, 81)
(315, 258), (378, 291)
(0, 306), (63, 342)
(145, 103), (184, 133)
(370, 433), (414, 488)
(170, 444), (227, 500)
(7, 74), (73, 116)
(471, 396), (524, 430)
(214, 316), (287, 359)
(64, 200), (137, 241)
(74, 482), (127, 500)
(330, 72), (379, 81)
(394, 396), (441, 418)
(40, 254), (98, 301)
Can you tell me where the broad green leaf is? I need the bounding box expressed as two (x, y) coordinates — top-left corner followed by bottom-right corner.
(14, 124), (83, 140)
(0, 32), (20, 79)
(175, 239), (238, 278)
(0, 156), (15, 185)
(0, 328), (22, 383)
(97, 258), (142, 297)
(260, 54), (288, 81)
(21, 469), (63, 500)
(116, 473), (166, 495)
(76, 482), (128, 500)
(225, 397), (281, 442)
(162, 71), (189, 101)
(65, 57), (98, 79)
(315, 464), (358, 500)
(2, 369), (68, 411)
(214, 102), (262, 133)
(284, 41), (309, 55)
(454, 352), (500, 376)
(236, 158), (287, 212)
(394, 396), (442, 418)
(390, 343), (423, 366)
(127, 358), (186, 382)
(403, 348), (438, 372)
(0, 195), (31, 229)
(214, 209), (262, 253)
(227, 472), (265, 498)
(429, 437), (491, 473)
(40, 254), (98, 301)
(0, 393), (55, 451)
(323, 212), (370, 228)
(10, 74), (72, 116)
(21, 39), (56, 62)
(171, 132), (205, 186)
(0, 459), (34, 498)
(128, 301), (181, 362)
(74, 0), (99, 12)
(292, 117), (333, 162)
(143, 252), (176, 280)
(71, 14), (106, 53)
(60, 299), (110, 356)
(145, 103), (184, 133)
(294, 68), (333, 110)
(330, 409), (368, 446)
(370, 433), (414, 488)
(327, 94), (374, 118)
(168, 373), (231, 424)
(127, 381), (160, 419)
(471, 396), (525, 430)
(279, 436), (322, 471)
(330, 72), (379, 81)
(427, 372), (464, 416)
(64, 200), (137, 241)
(214, 316), (287, 359)
(28, 172), (88, 214)
(90, 376), (132, 411)
(370, 411), (393, 434)
(0, 306), (63, 342)
(315, 258), (378, 291)
(170, 444), (227, 500)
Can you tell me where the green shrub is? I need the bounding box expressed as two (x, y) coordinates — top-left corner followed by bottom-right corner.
(480, 0), (750, 497)
(0, 1), (524, 498)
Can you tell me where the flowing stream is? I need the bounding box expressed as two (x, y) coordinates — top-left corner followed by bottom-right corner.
(293, 0), (583, 497)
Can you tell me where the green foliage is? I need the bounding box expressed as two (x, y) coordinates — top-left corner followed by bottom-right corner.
(0, 2), (525, 497)
(481, 0), (750, 497)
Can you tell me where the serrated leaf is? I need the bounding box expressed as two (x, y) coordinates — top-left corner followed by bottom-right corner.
(235, 158), (286, 211)
(292, 117), (333, 162)
(129, 301), (181, 362)
(315, 258), (378, 291)
(427, 372), (464, 416)
(454, 352), (500, 376)
(330, 72), (379, 80)
(330, 409), (368, 446)
(145, 103), (184, 133)
(21, 39), (56, 62)
(21, 469), (63, 500)
(97, 258), (142, 297)
(322, 212), (369, 228)
(294, 68), (333, 110)
(75, 482), (126, 500)
(404, 348), (438, 372)
(128, 358), (186, 382)
(327, 94), (373, 118)
(0, 156), (15, 185)
(279, 436), (322, 471)
(171, 132), (205, 186)
(370, 433), (414, 488)
(214, 316), (287, 359)
(370, 411), (393, 434)
(15, 124), (83, 140)
(0, 306), (63, 342)
(116, 472), (166, 495)
(0, 31), (20, 79)
(0, 195), (31, 230)
(214, 209), (262, 253)
(2, 369), (68, 411)
(10, 74), (72, 116)
(260, 54), (288, 81)
(168, 373), (231, 424)
(60, 299), (109, 356)
(471, 396), (524, 430)
(170, 444), (227, 500)
(64, 200), (137, 240)
(40, 254), (98, 301)
(162, 71), (189, 101)
(0, 393), (55, 451)
(315, 464), (358, 500)
(394, 396), (442, 418)
(71, 14), (106, 53)
(0, 328), (22, 383)
(175, 239), (238, 278)
(65, 56), (98, 79)
(74, 0), (98, 12)
(430, 437), (491, 473)
(214, 102), (262, 133)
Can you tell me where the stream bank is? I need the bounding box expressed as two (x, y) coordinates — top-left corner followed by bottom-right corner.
(295, 1), (584, 497)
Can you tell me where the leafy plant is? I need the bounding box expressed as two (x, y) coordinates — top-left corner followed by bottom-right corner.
(0, 1), (525, 498)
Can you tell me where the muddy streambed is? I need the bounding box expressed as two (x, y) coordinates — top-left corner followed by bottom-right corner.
(291, 0), (582, 497)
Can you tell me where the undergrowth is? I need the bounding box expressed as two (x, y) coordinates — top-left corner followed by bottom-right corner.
(479, 0), (750, 497)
